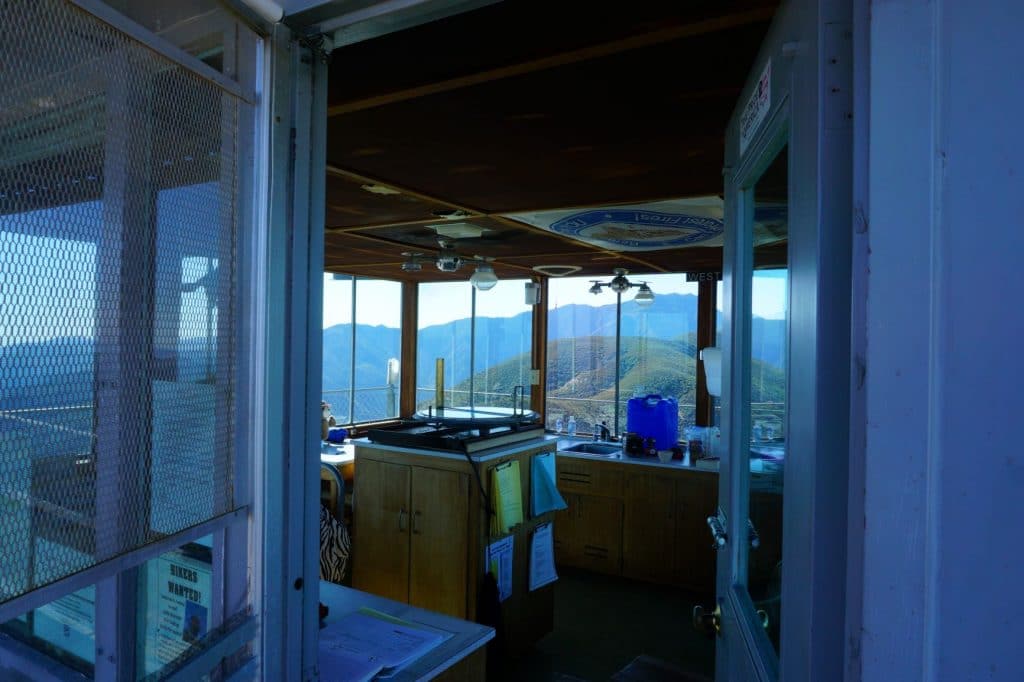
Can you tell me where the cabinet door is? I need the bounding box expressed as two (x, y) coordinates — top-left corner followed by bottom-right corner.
(622, 472), (677, 583)
(554, 493), (581, 566)
(574, 493), (623, 575)
(352, 459), (411, 603)
(673, 473), (718, 595)
(409, 466), (470, 618)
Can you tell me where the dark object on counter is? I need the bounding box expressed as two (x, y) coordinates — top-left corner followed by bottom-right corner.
(644, 437), (658, 457)
(624, 432), (645, 457)
(689, 439), (704, 461)
(327, 426), (348, 443)
(671, 444), (685, 461)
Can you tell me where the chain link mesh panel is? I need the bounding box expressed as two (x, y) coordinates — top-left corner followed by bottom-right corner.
(0, 0), (241, 606)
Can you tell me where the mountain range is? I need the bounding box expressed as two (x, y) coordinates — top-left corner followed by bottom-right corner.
(321, 293), (785, 393)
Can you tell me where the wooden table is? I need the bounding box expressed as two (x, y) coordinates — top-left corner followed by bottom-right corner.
(318, 581), (493, 681)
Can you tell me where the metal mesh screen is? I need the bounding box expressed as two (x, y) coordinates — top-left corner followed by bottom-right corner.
(0, 0), (241, 605)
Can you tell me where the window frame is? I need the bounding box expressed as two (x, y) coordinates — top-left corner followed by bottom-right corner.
(322, 273), (405, 426)
(413, 278), (536, 413)
(542, 272), (718, 438)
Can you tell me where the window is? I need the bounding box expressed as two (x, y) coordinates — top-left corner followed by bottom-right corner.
(322, 275), (403, 423)
(1, 587), (96, 676)
(0, 2), (256, 678)
(546, 274), (700, 436)
(472, 279), (533, 408)
(416, 280), (533, 410)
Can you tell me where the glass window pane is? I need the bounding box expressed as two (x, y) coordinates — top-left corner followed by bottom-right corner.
(137, 536), (214, 679)
(472, 279), (533, 409)
(416, 282), (472, 409)
(545, 276), (618, 435)
(618, 274), (699, 435)
(0, 586), (97, 676)
(746, 146), (788, 654)
(322, 274), (354, 423)
(353, 279), (402, 422)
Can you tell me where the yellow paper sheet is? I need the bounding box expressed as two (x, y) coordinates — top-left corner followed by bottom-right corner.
(490, 461), (523, 535)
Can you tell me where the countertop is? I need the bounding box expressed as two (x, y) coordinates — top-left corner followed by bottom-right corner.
(350, 433), (720, 472)
(551, 436), (721, 473)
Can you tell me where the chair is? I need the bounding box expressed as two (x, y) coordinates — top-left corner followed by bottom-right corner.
(319, 464), (351, 585)
(320, 462), (345, 523)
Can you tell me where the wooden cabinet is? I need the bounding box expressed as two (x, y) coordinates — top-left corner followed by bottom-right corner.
(353, 459), (469, 617)
(352, 441), (556, 653)
(622, 472), (677, 583)
(555, 456), (718, 595)
(555, 492), (623, 575)
(672, 472), (718, 595)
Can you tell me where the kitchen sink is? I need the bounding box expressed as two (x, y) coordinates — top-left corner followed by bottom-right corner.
(559, 442), (622, 457)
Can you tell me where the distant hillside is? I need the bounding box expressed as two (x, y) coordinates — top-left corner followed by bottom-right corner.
(449, 332), (786, 433)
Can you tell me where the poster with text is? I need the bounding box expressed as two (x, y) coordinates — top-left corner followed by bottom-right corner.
(33, 586), (96, 663)
(140, 543), (213, 675)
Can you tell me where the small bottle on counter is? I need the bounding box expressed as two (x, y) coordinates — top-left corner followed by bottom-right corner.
(567, 416), (577, 438)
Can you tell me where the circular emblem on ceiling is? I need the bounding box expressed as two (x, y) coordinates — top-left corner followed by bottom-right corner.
(549, 209), (723, 249)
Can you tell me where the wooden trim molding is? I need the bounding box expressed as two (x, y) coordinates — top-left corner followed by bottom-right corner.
(400, 281), (419, 416)
(530, 277), (548, 419)
(695, 278), (718, 427)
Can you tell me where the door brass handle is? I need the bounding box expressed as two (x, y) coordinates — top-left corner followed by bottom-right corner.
(398, 508), (407, 531)
(692, 604), (722, 636)
(412, 511), (422, 535)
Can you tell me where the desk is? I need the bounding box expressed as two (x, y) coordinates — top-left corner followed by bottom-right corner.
(319, 582), (493, 681)
(321, 442), (355, 480)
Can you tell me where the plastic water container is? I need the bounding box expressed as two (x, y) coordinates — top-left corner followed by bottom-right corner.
(626, 395), (679, 450)
(567, 416), (577, 438)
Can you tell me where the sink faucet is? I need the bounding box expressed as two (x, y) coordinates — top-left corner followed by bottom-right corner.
(595, 421), (612, 442)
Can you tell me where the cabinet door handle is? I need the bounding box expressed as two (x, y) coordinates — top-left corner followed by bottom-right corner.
(412, 511), (422, 535)
(398, 508), (407, 532)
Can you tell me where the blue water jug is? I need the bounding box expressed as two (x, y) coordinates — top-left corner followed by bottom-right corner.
(626, 395), (679, 450)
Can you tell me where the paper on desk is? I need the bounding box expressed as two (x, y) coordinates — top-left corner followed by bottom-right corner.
(318, 611), (445, 680)
(529, 522), (558, 591)
(486, 535), (514, 602)
(530, 452), (567, 517)
(319, 650), (383, 682)
(490, 461), (523, 535)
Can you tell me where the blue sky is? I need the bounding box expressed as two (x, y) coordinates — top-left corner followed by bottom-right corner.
(323, 270), (788, 330)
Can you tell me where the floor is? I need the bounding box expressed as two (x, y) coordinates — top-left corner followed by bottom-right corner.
(490, 568), (715, 681)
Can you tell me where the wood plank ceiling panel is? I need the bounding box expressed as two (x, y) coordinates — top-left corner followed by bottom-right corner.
(322, 1), (779, 278)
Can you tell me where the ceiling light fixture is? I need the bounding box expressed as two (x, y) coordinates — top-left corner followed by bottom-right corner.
(469, 264), (498, 291)
(634, 282), (655, 306)
(587, 268), (655, 305)
(400, 242), (499, 291)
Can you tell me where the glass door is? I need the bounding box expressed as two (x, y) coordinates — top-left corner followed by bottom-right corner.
(712, 2), (853, 680)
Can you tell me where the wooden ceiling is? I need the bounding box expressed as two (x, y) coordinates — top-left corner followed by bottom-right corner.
(324, 0), (779, 282)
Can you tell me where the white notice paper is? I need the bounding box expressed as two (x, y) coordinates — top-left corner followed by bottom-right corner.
(487, 536), (514, 602)
(529, 522), (558, 591)
(319, 611), (446, 681)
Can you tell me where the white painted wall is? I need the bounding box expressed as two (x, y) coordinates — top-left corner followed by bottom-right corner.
(861, 1), (1024, 680)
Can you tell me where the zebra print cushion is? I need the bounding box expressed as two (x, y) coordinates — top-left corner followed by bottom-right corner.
(320, 504), (351, 584)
